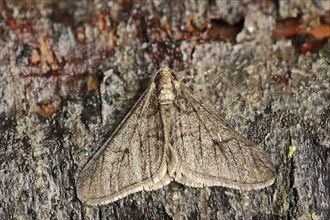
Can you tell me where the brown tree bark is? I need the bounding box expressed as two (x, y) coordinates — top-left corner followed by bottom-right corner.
(0, 1), (329, 219)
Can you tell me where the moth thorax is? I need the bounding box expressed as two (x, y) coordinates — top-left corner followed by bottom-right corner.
(156, 70), (175, 105)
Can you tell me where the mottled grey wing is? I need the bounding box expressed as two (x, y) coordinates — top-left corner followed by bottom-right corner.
(173, 84), (276, 190)
(77, 83), (170, 205)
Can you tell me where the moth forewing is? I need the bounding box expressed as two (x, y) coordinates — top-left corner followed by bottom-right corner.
(171, 84), (275, 190)
(76, 78), (169, 205)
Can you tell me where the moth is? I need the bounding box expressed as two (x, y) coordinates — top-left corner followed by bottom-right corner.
(77, 67), (275, 205)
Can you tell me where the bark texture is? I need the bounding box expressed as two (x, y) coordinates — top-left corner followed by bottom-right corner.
(0, 1), (329, 219)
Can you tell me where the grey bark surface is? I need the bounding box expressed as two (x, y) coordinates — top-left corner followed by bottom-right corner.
(0, 1), (329, 220)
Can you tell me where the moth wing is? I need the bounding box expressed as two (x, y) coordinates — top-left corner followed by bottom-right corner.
(77, 83), (170, 205)
(173, 84), (276, 190)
